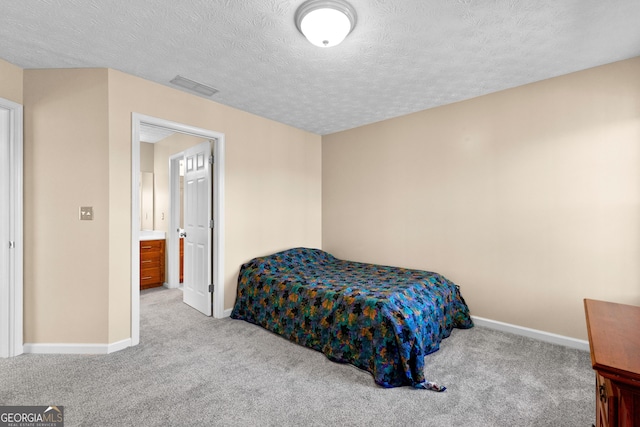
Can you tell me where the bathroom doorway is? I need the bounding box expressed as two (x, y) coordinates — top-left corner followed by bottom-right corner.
(131, 113), (225, 346)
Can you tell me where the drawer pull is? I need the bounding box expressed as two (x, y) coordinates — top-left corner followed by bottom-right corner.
(141, 276), (153, 280)
(141, 245), (152, 249)
(141, 260), (152, 263)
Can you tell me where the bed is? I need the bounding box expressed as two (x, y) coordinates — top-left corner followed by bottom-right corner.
(230, 247), (473, 391)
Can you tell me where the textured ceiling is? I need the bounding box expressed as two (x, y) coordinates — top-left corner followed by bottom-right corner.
(1, 0), (639, 135)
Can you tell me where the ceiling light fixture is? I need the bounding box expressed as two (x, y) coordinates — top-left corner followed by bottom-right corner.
(295, 0), (357, 48)
(170, 75), (218, 97)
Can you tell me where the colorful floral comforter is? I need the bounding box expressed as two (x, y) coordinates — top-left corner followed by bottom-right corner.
(230, 248), (473, 390)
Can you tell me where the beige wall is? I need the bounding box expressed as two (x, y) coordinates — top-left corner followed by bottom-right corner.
(23, 69), (110, 343)
(0, 58), (23, 104)
(322, 57), (640, 341)
(140, 142), (154, 173)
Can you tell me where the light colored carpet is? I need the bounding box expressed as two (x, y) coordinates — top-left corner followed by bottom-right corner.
(0, 287), (595, 426)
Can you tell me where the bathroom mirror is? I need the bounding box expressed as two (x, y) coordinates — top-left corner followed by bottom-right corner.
(140, 172), (154, 230)
(139, 125), (175, 231)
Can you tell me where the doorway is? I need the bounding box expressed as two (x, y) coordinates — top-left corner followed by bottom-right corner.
(131, 113), (225, 346)
(0, 97), (23, 358)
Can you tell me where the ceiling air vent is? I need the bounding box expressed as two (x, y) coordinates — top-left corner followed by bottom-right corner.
(170, 75), (218, 97)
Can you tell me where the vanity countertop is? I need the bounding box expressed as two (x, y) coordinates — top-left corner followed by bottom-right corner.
(140, 230), (166, 241)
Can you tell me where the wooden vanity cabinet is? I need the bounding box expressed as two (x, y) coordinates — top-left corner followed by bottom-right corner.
(584, 299), (640, 427)
(140, 239), (165, 290)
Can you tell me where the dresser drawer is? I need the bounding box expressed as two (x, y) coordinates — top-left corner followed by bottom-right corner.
(140, 239), (164, 253)
(140, 256), (162, 269)
(141, 249), (162, 261)
(140, 268), (163, 288)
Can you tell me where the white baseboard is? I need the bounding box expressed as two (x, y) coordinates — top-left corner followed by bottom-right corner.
(107, 338), (132, 353)
(24, 338), (131, 355)
(471, 316), (589, 352)
(223, 308), (233, 318)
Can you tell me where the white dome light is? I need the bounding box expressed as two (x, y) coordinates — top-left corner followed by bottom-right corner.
(295, 0), (357, 48)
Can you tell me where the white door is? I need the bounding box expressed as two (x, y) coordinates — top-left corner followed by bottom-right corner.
(0, 97), (23, 358)
(182, 140), (213, 316)
(0, 105), (10, 357)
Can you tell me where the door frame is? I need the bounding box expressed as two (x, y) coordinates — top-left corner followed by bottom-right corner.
(131, 113), (225, 346)
(0, 97), (23, 358)
(166, 152), (184, 289)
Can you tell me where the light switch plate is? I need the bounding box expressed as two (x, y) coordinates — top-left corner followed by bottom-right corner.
(80, 206), (94, 220)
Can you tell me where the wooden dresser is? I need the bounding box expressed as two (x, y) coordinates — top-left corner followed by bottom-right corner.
(584, 299), (640, 427)
(140, 239), (165, 290)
